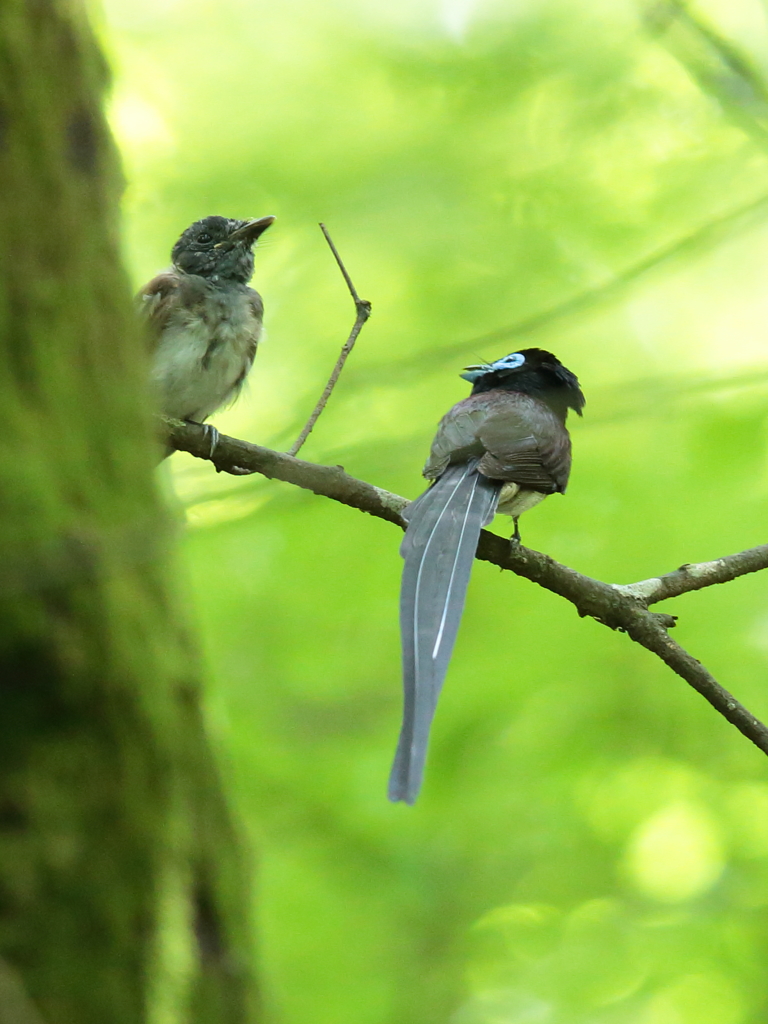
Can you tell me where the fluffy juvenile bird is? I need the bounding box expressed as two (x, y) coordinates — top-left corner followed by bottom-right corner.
(138, 214), (275, 454)
(389, 348), (585, 804)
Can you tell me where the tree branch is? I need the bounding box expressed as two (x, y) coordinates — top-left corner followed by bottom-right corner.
(287, 225), (372, 457)
(165, 418), (406, 525)
(613, 547), (768, 604)
(164, 417), (768, 759)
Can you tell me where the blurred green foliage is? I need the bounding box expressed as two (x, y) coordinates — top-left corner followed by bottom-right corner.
(103, 0), (768, 1020)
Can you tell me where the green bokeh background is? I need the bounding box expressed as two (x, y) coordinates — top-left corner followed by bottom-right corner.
(103, 0), (768, 1020)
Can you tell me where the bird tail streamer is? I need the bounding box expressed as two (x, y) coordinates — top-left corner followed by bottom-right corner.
(389, 461), (500, 804)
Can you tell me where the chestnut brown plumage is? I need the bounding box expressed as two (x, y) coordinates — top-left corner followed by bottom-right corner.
(389, 348), (585, 804)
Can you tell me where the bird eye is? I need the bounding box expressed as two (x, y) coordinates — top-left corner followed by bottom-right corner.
(197, 232), (212, 244)
(493, 352), (525, 371)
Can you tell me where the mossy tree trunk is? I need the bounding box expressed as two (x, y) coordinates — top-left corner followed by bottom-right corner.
(0, 3), (257, 1022)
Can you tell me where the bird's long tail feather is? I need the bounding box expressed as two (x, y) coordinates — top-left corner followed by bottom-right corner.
(388, 461), (500, 803)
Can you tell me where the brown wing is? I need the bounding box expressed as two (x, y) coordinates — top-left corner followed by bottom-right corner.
(136, 271), (214, 352)
(423, 402), (488, 478)
(477, 392), (571, 493)
(136, 271), (183, 351)
(424, 390), (572, 494)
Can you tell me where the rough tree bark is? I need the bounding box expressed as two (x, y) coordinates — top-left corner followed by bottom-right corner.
(0, 3), (257, 1022)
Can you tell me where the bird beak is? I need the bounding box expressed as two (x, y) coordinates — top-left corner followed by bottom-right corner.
(460, 364), (489, 382)
(217, 215), (276, 247)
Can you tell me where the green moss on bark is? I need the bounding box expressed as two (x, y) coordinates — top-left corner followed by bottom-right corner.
(0, 3), (257, 1021)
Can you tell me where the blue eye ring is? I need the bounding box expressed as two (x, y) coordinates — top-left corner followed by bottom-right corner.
(460, 351), (525, 382)
(490, 352), (525, 371)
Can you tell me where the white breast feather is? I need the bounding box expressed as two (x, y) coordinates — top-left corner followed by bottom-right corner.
(151, 294), (259, 422)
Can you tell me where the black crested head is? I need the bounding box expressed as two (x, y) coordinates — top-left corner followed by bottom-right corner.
(171, 214), (275, 284)
(461, 347), (585, 421)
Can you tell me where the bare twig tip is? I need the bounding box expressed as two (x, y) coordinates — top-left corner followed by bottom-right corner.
(287, 225), (372, 457)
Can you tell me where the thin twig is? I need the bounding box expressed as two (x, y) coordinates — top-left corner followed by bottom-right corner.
(164, 416), (768, 760)
(288, 225), (372, 457)
(319, 222), (365, 303)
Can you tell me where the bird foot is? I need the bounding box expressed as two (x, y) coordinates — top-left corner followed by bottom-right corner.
(191, 421), (253, 474)
(202, 424), (220, 459)
(510, 517), (522, 547)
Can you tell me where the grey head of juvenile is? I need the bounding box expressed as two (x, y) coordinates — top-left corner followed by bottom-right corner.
(171, 214), (275, 284)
